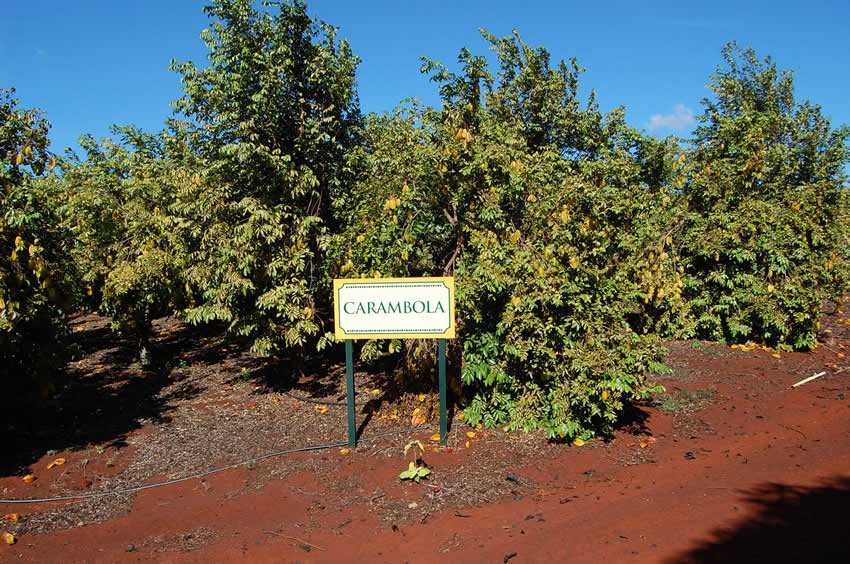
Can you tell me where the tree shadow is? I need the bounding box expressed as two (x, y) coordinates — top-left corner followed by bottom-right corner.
(669, 476), (850, 563)
(250, 344), (454, 439)
(1, 316), (214, 476)
(252, 345), (411, 404)
(615, 402), (652, 437)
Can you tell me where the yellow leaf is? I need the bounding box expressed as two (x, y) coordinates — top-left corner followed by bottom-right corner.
(455, 128), (472, 142)
(430, 433), (441, 442)
(456, 413), (465, 422)
(771, 353), (781, 359)
(314, 405), (329, 414)
(572, 438), (585, 447)
(371, 388), (382, 395)
(46, 458), (66, 470)
(601, 390), (609, 401)
(465, 440), (471, 448)
(48, 156), (56, 170)
(1, 532), (15, 545)
(417, 393), (425, 402)
(14, 153), (23, 165)
(411, 413), (426, 426)
(3, 514), (18, 523)
(21, 474), (35, 484)
(339, 448), (351, 455)
(465, 431), (476, 438)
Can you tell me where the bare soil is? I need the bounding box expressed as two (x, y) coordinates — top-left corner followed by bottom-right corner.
(1, 306), (849, 563)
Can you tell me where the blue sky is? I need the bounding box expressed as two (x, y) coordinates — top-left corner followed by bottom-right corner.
(1, 0), (848, 156)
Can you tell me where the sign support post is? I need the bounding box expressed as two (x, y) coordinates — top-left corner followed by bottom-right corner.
(438, 338), (447, 446)
(345, 340), (356, 448)
(334, 277), (456, 449)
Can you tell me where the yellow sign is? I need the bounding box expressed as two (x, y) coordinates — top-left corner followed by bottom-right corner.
(334, 277), (456, 340)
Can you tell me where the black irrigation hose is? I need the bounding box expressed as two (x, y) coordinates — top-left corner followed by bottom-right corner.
(280, 389), (371, 407)
(0, 425), (427, 505)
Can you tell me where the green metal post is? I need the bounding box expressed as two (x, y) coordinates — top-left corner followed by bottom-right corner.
(438, 338), (447, 446)
(345, 340), (356, 448)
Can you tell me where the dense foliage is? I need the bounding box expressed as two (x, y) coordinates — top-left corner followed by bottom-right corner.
(0, 89), (74, 392)
(2, 2), (848, 439)
(681, 43), (850, 350)
(334, 34), (672, 438)
(59, 127), (197, 362)
(171, 0), (361, 359)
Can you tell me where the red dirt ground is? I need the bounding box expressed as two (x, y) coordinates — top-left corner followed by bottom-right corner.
(2, 310), (849, 563)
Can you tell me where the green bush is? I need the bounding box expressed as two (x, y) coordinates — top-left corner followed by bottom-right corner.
(333, 34), (670, 439)
(59, 127), (196, 363)
(171, 0), (362, 359)
(682, 43), (850, 350)
(0, 89), (74, 392)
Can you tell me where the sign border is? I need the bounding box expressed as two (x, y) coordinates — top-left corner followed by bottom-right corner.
(334, 277), (456, 340)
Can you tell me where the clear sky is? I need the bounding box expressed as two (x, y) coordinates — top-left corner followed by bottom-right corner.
(1, 0), (848, 156)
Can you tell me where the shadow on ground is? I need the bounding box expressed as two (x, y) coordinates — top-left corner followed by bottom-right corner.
(0, 315), (221, 476)
(670, 476), (850, 563)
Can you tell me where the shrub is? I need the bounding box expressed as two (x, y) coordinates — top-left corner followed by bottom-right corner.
(0, 89), (74, 393)
(333, 33), (669, 439)
(683, 43), (850, 350)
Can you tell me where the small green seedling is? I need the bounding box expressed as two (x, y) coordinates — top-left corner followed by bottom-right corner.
(399, 440), (431, 483)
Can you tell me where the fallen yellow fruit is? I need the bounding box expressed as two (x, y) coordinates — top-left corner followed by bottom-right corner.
(46, 458), (66, 470)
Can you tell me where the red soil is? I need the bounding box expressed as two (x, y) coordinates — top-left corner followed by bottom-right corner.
(2, 321), (849, 563)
